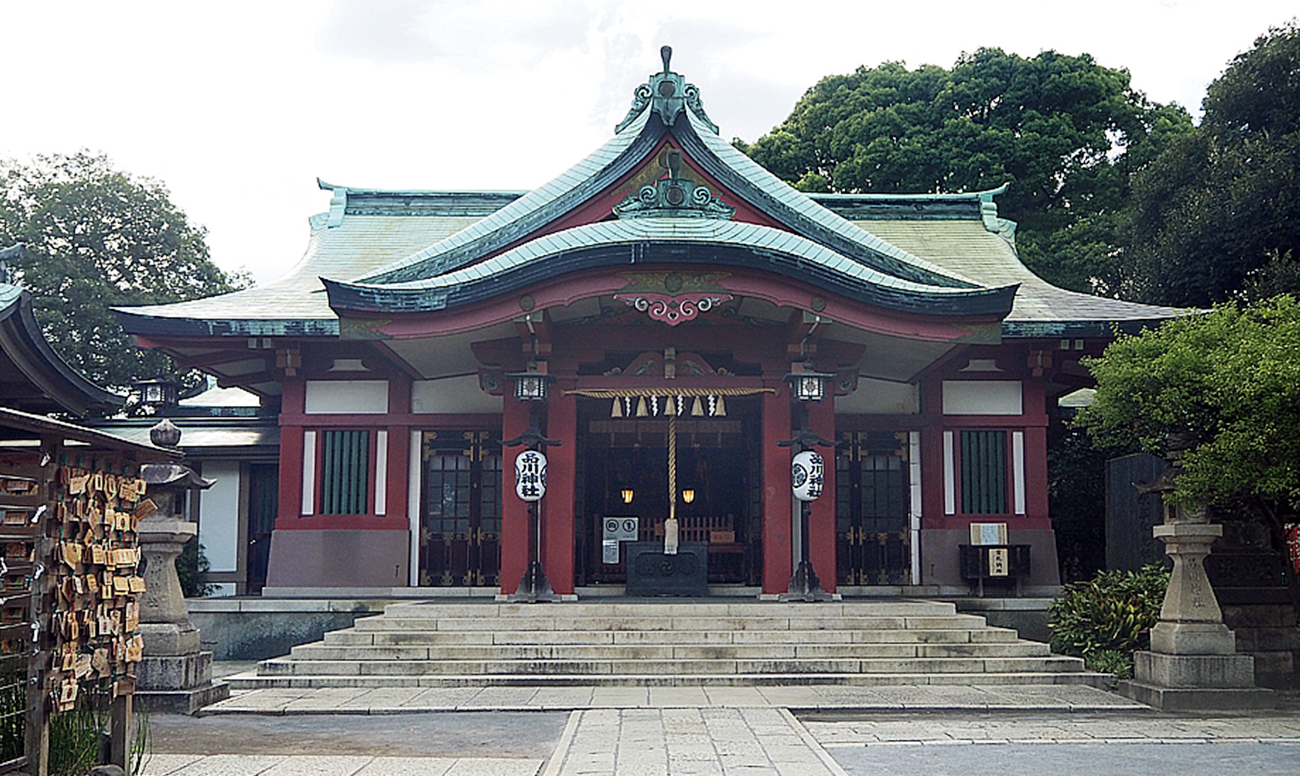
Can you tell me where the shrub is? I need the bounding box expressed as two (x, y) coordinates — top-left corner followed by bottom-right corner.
(1049, 563), (1170, 677)
(176, 540), (216, 598)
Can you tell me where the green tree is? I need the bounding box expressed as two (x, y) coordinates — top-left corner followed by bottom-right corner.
(736, 49), (1192, 295)
(1075, 296), (1300, 587)
(0, 152), (249, 397)
(1124, 22), (1300, 307)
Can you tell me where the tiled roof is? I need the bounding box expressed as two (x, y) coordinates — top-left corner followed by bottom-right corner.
(687, 112), (984, 289)
(325, 217), (1016, 317)
(1, 282), (124, 415)
(859, 219), (1183, 334)
(115, 213), (484, 335)
(117, 56), (1183, 340)
(352, 108), (655, 286)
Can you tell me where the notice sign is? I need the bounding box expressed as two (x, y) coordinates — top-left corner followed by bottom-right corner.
(989, 547), (1010, 577)
(970, 522), (1008, 546)
(602, 539), (620, 565)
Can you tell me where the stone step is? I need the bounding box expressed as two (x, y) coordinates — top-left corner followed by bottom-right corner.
(324, 626), (1023, 647)
(250, 600), (1101, 690)
(351, 614), (991, 632)
(377, 601), (961, 619)
(288, 641), (1051, 662)
(258, 655), (1081, 677)
(228, 670), (1110, 691)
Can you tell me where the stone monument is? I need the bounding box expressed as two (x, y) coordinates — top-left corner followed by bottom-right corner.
(135, 420), (230, 713)
(1119, 434), (1274, 710)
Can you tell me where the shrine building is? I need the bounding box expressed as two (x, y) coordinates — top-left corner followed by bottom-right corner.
(116, 50), (1179, 598)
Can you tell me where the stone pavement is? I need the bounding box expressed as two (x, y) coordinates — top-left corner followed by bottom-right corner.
(142, 754), (544, 775)
(543, 707), (846, 776)
(136, 680), (1300, 776)
(201, 682), (1143, 714)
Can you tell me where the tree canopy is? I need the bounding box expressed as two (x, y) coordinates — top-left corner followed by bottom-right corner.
(0, 152), (248, 397)
(1124, 22), (1300, 307)
(736, 48), (1192, 295)
(1076, 296), (1300, 526)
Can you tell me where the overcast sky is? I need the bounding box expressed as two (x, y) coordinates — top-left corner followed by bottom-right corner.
(4, 1), (1296, 285)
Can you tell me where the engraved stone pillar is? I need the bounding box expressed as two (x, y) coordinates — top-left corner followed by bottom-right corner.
(1119, 435), (1273, 710)
(134, 421), (230, 713)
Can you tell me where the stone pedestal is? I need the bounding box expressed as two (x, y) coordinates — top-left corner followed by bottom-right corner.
(1120, 522), (1274, 710)
(135, 464), (229, 714)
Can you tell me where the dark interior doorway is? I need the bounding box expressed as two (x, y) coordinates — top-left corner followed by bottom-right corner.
(245, 462), (279, 594)
(576, 397), (761, 586)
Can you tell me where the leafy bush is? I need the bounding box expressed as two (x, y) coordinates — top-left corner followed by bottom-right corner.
(0, 662), (23, 764)
(1087, 649), (1138, 680)
(177, 540), (216, 598)
(1049, 564), (1170, 677)
(46, 687), (150, 776)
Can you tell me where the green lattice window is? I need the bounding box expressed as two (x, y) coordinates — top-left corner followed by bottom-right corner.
(960, 430), (1006, 515)
(320, 430), (370, 515)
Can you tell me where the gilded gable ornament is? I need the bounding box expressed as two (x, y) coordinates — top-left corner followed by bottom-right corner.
(613, 148), (735, 221)
(613, 271), (733, 326)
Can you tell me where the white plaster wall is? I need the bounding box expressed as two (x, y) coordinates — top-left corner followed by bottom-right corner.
(941, 381), (1023, 415)
(198, 460), (241, 573)
(412, 376), (504, 414)
(835, 378), (919, 414)
(305, 380), (389, 414)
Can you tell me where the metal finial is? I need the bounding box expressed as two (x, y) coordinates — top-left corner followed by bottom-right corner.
(661, 46), (672, 74)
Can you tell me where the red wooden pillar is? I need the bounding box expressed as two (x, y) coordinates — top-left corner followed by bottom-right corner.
(761, 385), (793, 595)
(386, 376), (412, 520)
(1021, 378), (1051, 529)
(500, 395), (531, 594)
(806, 396), (837, 593)
(276, 378), (306, 528)
(919, 379), (946, 526)
(544, 386), (577, 595)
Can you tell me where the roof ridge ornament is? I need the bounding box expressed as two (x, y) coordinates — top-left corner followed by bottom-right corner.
(613, 148), (736, 220)
(615, 45), (719, 135)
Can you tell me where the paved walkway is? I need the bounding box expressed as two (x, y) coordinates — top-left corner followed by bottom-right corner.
(138, 682), (1300, 776)
(143, 754), (544, 775)
(203, 682), (1141, 714)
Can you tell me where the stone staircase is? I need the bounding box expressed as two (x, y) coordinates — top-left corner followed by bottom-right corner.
(232, 600), (1102, 689)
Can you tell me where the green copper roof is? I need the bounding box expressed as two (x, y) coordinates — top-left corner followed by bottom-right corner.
(118, 51), (1183, 342)
(325, 217), (1016, 317)
(1, 282), (125, 415)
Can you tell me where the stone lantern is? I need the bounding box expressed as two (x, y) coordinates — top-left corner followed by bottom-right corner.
(135, 421), (231, 713)
(1120, 432), (1274, 710)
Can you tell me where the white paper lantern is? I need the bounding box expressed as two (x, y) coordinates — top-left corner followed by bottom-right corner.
(514, 450), (547, 501)
(791, 450), (824, 502)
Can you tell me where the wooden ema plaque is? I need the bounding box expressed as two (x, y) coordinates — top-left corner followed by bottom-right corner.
(47, 459), (147, 714)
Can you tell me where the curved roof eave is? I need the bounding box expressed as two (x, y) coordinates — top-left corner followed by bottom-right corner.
(348, 82), (985, 293)
(112, 309), (341, 339)
(1, 284), (125, 414)
(323, 219), (1018, 320)
(677, 111), (986, 289)
(352, 107), (662, 286)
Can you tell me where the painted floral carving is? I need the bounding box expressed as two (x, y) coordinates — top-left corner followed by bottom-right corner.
(613, 271), (733, 326)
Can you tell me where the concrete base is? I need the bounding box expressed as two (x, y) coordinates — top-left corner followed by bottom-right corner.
(137, 650), (214, 692)
(266, 529), (410, 588)
(920, 528), (1061, 589)
(139, 623), (201, 656)
(137, 649), (231, 714)
(1150, 622), (1237, 655)
(136, 681), (230, 715)
(1134, 649), (1256, 688)
(1118, 679), (1275, 711)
